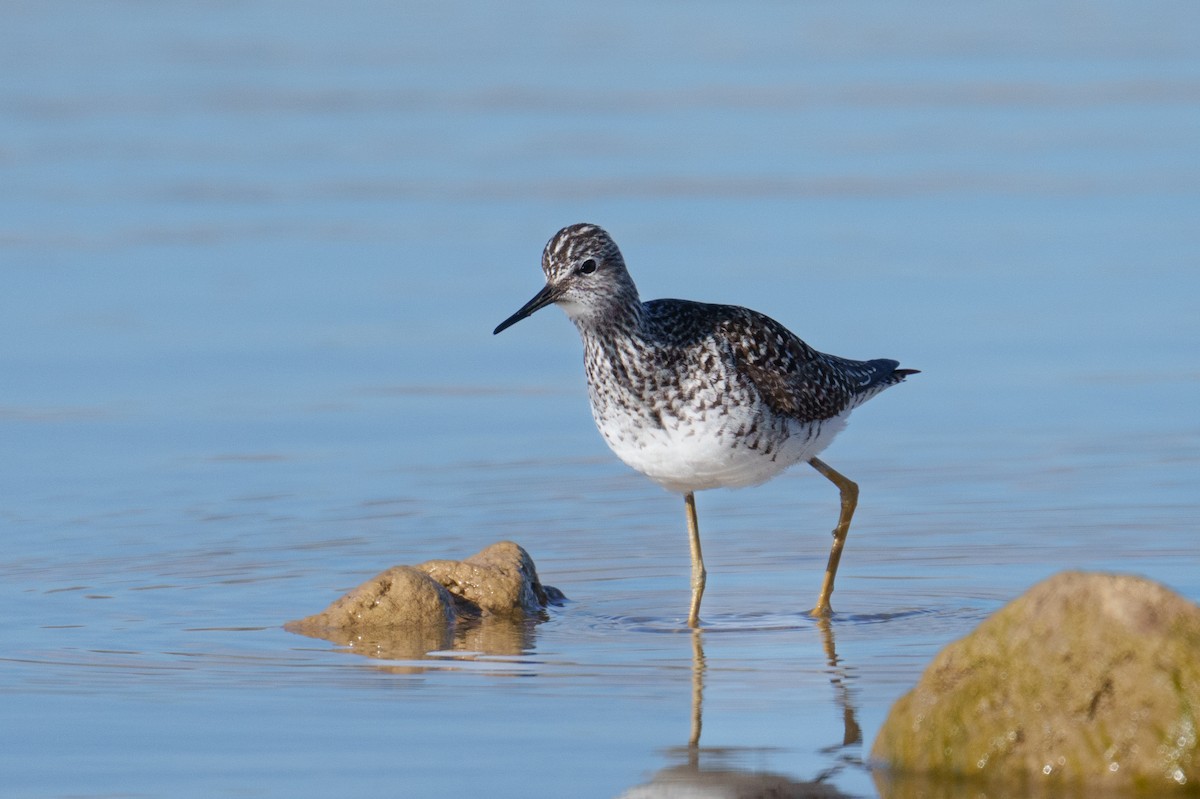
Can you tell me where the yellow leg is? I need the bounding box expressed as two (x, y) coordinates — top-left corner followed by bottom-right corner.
(684, 491), (706, 628)
(808, 457), (858, 616)
(688, 629), (706, 757)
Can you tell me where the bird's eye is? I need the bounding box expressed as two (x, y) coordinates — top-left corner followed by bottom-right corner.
(578, 258), (597, 275)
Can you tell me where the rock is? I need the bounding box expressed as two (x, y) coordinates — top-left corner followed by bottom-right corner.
(415, 540), (559, 616)
(284, 541), (563, 643)
(285, 565), (456, 634)
(872, 571), (1200, 795)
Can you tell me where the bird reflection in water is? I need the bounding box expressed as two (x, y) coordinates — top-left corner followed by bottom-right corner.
(618, 619), (860, 799)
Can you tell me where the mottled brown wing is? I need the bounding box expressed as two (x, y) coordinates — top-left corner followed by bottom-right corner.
(644, 299), (906, 422)
(718, 309), (857, 422)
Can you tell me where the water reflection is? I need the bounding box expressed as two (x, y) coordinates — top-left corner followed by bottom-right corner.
(618, 763), (849, 799)
(618, 620), (859, 798)
(286, 613), (542, 669)
(815, 617), (863, 769)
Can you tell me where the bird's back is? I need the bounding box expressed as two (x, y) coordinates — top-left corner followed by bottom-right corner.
(640, 298), (912, 423)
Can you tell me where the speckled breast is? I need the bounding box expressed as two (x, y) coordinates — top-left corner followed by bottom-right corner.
(582, 338), (847, 493)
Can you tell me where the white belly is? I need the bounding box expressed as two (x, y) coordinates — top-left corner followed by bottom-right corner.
(592, 402), (849, 494)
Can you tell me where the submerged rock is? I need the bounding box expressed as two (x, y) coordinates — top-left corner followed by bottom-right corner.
(872, 571), (1200, 795)
(284, 541), (563, 644)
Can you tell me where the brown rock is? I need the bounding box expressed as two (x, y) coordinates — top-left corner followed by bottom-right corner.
(415, 540), (558, 616)
(285, 565), (456, 634)
(872, 571), (1200, 795)
(284, 541), (563, 652)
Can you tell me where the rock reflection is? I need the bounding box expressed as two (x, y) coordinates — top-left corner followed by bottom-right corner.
(619, 620), (859, 799)
(287, 613), (542, 671)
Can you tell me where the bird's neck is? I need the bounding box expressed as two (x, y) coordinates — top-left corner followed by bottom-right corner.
(572, 300), (643, 341)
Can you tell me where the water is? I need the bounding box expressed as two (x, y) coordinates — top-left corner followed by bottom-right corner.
(3, 1), (1198, 796)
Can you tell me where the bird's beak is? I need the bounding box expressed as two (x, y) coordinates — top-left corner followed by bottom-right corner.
(493, 283), (561, 335)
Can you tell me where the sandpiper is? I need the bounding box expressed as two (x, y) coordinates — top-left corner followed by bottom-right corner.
(494, 223), (916, 626)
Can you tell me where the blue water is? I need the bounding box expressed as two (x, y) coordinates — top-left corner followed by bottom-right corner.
(3, 2), (1198, 797)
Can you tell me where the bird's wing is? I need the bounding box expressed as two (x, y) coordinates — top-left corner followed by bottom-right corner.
(719, 309), (859, 421)
(644, 300), (909, 422)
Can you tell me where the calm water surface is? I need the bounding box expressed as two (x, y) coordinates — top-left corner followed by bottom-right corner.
(3, 2), (1198, 797)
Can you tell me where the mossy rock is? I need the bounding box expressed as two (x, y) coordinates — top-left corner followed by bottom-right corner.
(873, 571), (1200, 795)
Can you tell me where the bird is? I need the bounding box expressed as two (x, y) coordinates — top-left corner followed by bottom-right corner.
(493, 223), (916, 626)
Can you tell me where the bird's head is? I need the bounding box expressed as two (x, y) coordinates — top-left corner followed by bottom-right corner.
(493, 223), (640, 335)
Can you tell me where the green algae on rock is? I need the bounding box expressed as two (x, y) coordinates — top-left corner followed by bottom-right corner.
(872, 571), (1200, 795)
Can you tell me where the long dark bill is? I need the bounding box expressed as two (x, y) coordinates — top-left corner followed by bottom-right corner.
(493, 283), (560, 335)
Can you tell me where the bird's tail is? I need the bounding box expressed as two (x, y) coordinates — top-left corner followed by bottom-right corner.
(852, 358), (918, 389)
(849, 359), (918, 404)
